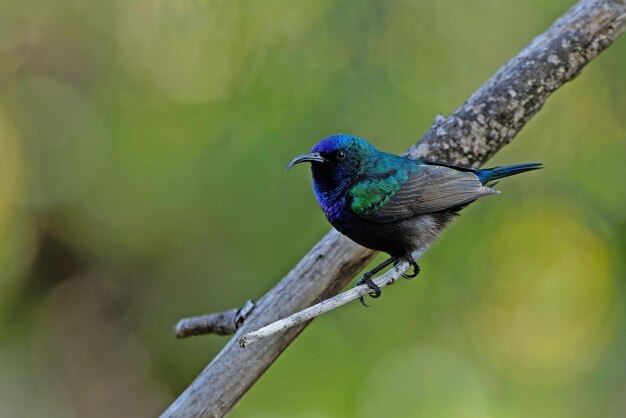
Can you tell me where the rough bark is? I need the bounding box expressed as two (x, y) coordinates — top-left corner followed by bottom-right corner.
(162, 1), (626, 417)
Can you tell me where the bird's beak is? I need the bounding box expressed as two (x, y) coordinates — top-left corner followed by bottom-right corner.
(286, 152), (327, 170)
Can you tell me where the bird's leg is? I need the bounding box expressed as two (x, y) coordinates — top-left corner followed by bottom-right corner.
(355, 256), (397, 307)
(402, 254), (421, 279)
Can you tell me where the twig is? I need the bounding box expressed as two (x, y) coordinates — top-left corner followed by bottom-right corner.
(163, 1), (626, 417)
(238, 257), (415, 347)
(174, 300), (255, 338)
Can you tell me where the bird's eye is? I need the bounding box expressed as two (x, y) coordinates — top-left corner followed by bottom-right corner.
(336, 151), (346, 160)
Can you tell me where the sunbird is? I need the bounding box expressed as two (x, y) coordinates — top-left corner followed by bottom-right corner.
(288, 134), (542, 306)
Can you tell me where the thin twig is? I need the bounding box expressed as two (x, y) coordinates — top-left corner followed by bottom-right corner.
(238, 257), (414, 347)
(174, 300), (255, 338)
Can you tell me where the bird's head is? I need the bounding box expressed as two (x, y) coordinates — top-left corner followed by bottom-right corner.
(288, 134), (378, 203)
(287, 134), (376, 177)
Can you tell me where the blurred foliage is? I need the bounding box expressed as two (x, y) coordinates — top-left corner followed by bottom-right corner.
(0, 0), (625, 417)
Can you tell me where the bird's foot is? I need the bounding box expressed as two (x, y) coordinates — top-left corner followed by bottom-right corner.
(355, 272), (381, 307)
(402, 255), (421, 279)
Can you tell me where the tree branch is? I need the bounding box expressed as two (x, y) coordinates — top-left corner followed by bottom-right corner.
(163, 1), (626, 416)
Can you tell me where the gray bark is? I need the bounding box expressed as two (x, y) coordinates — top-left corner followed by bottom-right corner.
(162, 1), (626, 417)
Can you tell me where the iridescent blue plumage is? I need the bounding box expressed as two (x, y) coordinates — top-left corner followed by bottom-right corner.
(288, 134), (542, 304)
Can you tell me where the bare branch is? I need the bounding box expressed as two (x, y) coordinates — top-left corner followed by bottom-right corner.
(238, 256), (415, 347)
(163, 1), (626, 417)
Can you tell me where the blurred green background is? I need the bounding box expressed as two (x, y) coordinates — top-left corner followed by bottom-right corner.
(1, 0), (625, 417)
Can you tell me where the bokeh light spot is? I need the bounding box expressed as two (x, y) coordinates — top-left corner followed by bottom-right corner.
(475, 205), (616, 385)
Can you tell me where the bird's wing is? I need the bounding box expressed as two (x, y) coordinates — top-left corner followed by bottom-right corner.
(350, 164), (497, 223)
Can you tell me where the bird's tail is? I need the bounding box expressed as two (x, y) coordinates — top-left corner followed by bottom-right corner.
(476, 163), (543, 184)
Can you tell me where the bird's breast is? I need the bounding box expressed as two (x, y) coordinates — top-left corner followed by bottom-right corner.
(323, 198), (349, 226)
(313, 185), (350, 225)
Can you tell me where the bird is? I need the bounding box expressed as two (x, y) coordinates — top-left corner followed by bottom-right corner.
(287, 134), (542, 306)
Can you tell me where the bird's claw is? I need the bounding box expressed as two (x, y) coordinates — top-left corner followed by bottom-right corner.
(402, 256), (421, 279)
(356, 273), (382, 307)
